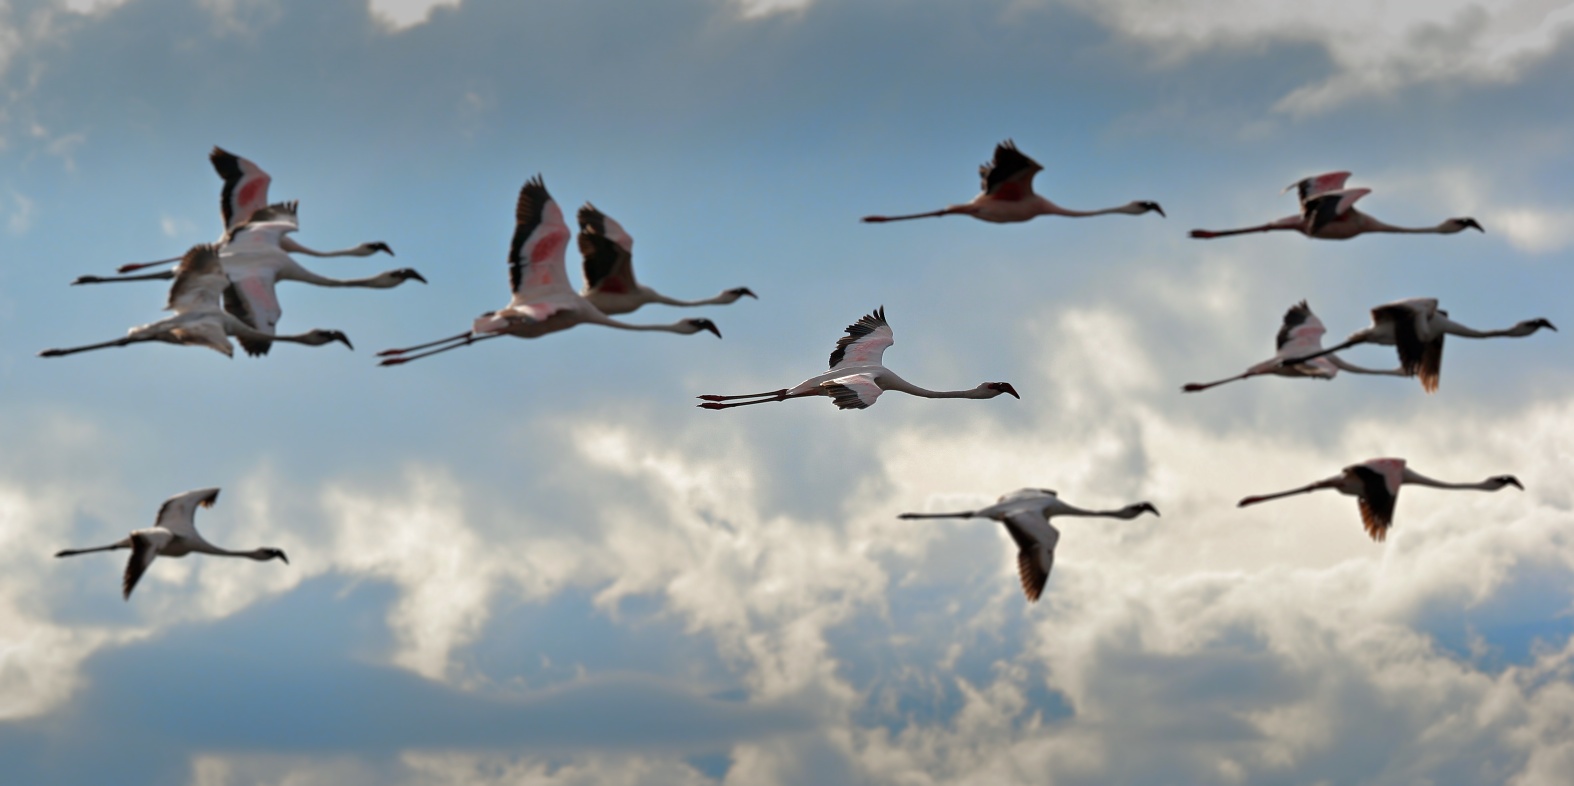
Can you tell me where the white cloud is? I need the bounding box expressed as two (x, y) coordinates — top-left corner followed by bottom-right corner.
(1056, 0), (1574, 114)
(367, 0), (460, 31)
(5, 190), (32, 234)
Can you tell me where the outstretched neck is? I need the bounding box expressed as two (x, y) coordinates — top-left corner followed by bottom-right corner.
(880, 375), (990, 399)
(1400, 469), (1502, 490)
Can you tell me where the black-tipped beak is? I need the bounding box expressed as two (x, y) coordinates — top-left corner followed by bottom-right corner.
(1507, 477), (1524, 490)
(1143, 503), (1160, 517)
(404, 269), (428, 284)
(1148, 202), (1166, 217)
(703, 321), (722, 338)
(1465, 219), (1484, 232)
(731, 287), (758, 299)
(336, 333), (355, 350)
(278, 551), (289, 564)
(995, 383), (1020, 399)
(374, 242), (395, 256)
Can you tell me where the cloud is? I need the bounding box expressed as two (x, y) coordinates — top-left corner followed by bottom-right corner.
(1056, 0), (1574, 114)
(367, 0), (460, 30)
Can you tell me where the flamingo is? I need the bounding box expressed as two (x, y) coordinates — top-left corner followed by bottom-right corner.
(1182, 300), (1407, 392)
(377, 176), (720, 366)
(1278, 297), (1555, 393)
(697, 307), (1018, 410)
(1190, 171), (1483, 240)
(861, 140), (1164, 224)
(898, 488), (1158, 602)
(76, 201), (420, 356)
(1238, 458), (1522, 542)
(55, 487), (287, 599)
(40, 244), (352, 358)
(577, 203), (756, 315)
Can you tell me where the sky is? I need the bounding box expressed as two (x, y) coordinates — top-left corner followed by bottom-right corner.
(1, 0), (1572, 783)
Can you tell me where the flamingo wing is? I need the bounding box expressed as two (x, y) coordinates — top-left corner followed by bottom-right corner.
(210, 147), (273, 231)
(577, 203), (639, 295)
(1001, 511), (1058, 602)
(506, 176), (577, 307)
(828, 307), (894, 370)
(979, 140), (1043, 201)
(820, 374), (883, 410)
(1303, 188), (1371, 234)
(122, 528), (172, 599)
(1372, 303), (1428, 376)
(1275, 300), (1327, 353)
(165, 245), (229, 314)
(153, 487), (220, 539)
(1348, 462), (1401, 542)
(222, 267), (284, 357)
(1285, 171), (1352, 205)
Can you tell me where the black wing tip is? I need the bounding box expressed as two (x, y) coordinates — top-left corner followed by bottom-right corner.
(516, 175), (553, 223)
(577, 202), (606, 231)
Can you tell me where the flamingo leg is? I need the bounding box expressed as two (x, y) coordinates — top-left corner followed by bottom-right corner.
(73, 270), (177, 286)
(116, 256), (182, 274)
(39, 336), (146, 357)
(1181, 373), (1252, 392)
(697, 391), (814, 410)
(377, 331), (476, 357)
(378, 333), (501, 366)
(862, 207), (961, 223)
(696, 389), (789, 402)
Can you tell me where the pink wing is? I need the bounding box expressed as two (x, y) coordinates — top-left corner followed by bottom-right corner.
(828, 308), (894, 370)
(507, 176), (577, 305)
(210, 147), (273, 231)
(1285, 171), (1351, 204)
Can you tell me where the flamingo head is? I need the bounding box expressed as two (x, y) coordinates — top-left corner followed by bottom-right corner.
(1128, 502), (1161, 517)
(362, 242), (396, 256)
(1523, 318), (1557, 333)
(684, 318), (722, 338)
(1131, 200), (1165, 217)
(984, 382), (1020, 399)
(726, 287), (757, 301)
(258, 548), (289, 564)
(391, 268), (427, 284)
(1446, 217), (1484, 233)
(306, 330), (354, 350)
(1489, 475), (1523, 491)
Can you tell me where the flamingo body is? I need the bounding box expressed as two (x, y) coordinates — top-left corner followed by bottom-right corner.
(378, 176), (721, 366)
(697, 307), (1018, 411)
(54, 487), (288, 599)
(1182, 301), (1406, 392)
(862, 140), (1163, 224)
(898, 488), (1158, 601)
(1190, 171), (1483, 240)
(1238, 458), (1522, 541)
(577, 204), (755, 315)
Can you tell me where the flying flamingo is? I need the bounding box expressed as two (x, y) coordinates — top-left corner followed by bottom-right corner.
(378, 176), (720, 366)
(1190, 171), (1483, 240)
(111, 147), (275, 274)
(55, 487), (288, 599)
(577, 204), (756, 315)
(697, 307), (1018, 410)
(1278, 297), (1555, 393)
(1238, 458), (1522, 542)
(76, 201), (420, 356)
(898, 488), (1158, 602)
(861, 140), (1164, 224)
(1182, 301), (1407, 392)
(40, 244), (352, 358)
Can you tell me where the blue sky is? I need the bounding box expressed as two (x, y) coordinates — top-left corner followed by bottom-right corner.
(2, 0), (1573, 783)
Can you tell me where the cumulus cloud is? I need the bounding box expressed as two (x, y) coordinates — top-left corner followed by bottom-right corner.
(1056, 0), (1574, 114)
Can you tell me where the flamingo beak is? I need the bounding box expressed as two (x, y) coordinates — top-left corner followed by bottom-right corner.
(730, 287), (757, 299)
(994, 383), (1020, 399)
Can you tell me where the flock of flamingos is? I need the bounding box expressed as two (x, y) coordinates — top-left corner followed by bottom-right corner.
(47, 142), (1553, 603)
